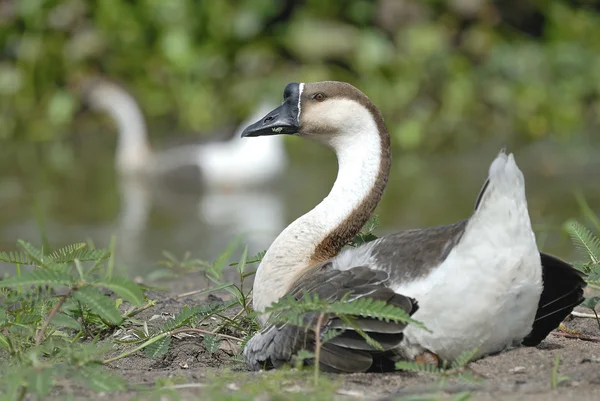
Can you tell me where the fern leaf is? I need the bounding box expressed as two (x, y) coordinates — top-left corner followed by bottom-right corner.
(395, 360), (442, 374)
(328, 297), (424, 327)
(203, 334), (221, 354)
(52, 313), (82, 330)
(451, 348), (479, 369)
(160, 303), (222, 333)
(338, 315), (384, 351)
(93, 277), (145, 306)
(321, 328), (344, 344)
(46, 243), (86, 262)
(73, 286), (122, 325)
(0, 251), (39, 266)
(17, 240), (45, 265)
(565, 220), (600, 264)
(144, 335), (171, 358)
(0, 269), (72, 287)
(50, 247), (110, 265)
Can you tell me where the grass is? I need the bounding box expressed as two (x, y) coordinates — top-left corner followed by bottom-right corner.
(1, 207), (599, 399)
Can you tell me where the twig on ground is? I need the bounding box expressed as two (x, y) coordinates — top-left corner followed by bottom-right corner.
(550, 331), (600, 342)
(170, 328), (242, 342)
(35, 291), (71, 346)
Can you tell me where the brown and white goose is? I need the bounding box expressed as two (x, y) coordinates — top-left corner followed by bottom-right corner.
(240, 81), (586, 372)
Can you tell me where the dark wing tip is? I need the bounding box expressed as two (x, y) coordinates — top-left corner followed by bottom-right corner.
(522, 252), (587, 346)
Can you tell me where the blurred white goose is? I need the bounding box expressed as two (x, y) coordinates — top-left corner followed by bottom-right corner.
(241, 81), (586, 373)
(81, 79), (286, 190)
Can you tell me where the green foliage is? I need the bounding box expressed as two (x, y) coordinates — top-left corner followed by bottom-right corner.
(0, 240), (146, 398)
(564, 205), (600, 315)
(395, 348), (479, 382)
(550, 354), (570, 389)
(348, 215), (380, 247)
(106, 242), (263, 364)
(266, 292), (422, 329)
(3, 1), (600, 153)
(0, 240), (110, 267)
(565, 220), (600, 267)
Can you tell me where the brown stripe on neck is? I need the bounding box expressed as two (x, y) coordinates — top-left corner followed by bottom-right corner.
(309, 99), (391, 264)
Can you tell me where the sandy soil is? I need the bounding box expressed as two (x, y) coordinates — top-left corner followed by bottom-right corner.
(69, 277), (600, 400)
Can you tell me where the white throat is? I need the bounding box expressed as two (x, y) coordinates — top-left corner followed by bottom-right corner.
(97, 87), (152, 174)
(252, 99), (384, 319)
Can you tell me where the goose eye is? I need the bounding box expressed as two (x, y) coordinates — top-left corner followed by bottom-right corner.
(313, 93), (325, 101)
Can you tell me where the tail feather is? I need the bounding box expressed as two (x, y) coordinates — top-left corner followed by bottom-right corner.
(522, 252), (586, 346)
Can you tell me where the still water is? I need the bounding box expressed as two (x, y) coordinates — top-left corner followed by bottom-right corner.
(0, 134), (598, 278)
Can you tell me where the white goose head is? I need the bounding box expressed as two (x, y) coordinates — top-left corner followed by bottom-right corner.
(242, 81), (391, 314)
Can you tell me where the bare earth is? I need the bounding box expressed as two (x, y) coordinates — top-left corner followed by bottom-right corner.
(94, 278), (600, 401)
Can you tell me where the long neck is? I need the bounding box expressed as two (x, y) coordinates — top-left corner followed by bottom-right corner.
(252, 111), (390, 315)
(100, 88), (152, 174)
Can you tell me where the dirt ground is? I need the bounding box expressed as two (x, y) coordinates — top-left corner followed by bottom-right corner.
(93, 277), (600, 401)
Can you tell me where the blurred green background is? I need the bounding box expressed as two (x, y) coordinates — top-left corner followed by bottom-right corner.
(3, 0), (600, 147)
(1, 0), (599, 275)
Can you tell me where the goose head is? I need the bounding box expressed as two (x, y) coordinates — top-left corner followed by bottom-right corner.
(241, 81), (389, 152)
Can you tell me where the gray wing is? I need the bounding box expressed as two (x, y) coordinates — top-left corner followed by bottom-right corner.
(365, 220), (468, 285)
(244, 264), (418, 373)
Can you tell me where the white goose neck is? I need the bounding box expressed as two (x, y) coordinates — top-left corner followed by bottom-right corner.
(252, 100), (387, 317)
(97, 86), (152, 173)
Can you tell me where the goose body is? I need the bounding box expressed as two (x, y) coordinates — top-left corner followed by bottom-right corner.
(81, 79), (286, 190)
(241, 81), (586, 372)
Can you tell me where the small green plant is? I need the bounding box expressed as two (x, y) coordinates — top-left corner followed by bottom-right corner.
(564, 196), (600, 328)
(550, 354), (570, 389)
(0, 240), (148, 399)
(105, 241), (264, 365)
(348, 215), (380, 247)
(395, 348), (480, 383)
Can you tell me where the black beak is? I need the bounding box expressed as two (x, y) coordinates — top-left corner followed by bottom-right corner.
(241, 83), (301, 137)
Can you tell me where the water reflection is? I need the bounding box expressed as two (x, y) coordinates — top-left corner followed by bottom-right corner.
(0, 138), (598, 278)
(115, 173), (284, 271)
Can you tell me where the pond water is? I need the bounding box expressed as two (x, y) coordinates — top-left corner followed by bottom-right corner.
(0, 130), (599, 279)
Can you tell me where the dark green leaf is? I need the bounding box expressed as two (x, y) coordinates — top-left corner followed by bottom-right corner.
(203, 334), (220, 354)
(144, 335), (171, 358)
(52, 313), (82, 330)
(93, 276), (145, 306)
(73, 286), (122, 325)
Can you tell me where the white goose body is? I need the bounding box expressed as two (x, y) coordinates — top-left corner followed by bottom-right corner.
(81, 79), (286, 190)
(241, 81), (585, 372)
(370, 154), (541, 360)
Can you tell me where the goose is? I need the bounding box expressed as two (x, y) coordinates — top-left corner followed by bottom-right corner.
(240, 81), (586, 372)
(80, 78), (287, 191)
